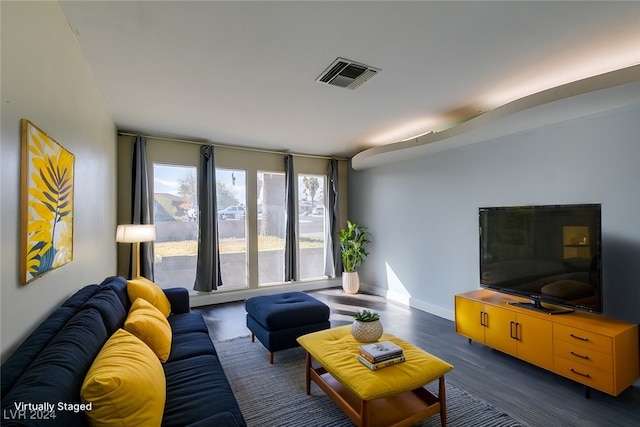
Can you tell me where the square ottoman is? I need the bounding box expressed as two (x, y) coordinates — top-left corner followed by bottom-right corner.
(245, 292), (330, 363)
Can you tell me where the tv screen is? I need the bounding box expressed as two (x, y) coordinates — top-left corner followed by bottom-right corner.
(479, 204), (602, 313)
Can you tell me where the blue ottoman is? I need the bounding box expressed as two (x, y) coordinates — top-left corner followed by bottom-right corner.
(245, 292), (330, 363)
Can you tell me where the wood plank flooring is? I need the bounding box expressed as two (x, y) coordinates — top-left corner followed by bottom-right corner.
(193, 288), (640, 427)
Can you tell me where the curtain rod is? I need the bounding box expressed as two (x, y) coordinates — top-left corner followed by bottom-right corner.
(117, 131), (349, 161)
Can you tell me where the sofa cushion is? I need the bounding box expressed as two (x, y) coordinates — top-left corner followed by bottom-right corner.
(1, 308), (108, 426)
(127, 277), (172, 317)
(1, 306), (76, 396)
(81, 329), (166, 427)
(162, 355), (243, 427)
(62, 284), (101, 308)
(125, 298), (172, 362)
(101, 276), (131, 311)
(167, 312), (209, 335)
(82, 288), (128, 336)
(166, 331), (216, 363)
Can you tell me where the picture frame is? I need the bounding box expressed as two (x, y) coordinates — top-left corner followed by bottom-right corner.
(21, 119), (75, 284)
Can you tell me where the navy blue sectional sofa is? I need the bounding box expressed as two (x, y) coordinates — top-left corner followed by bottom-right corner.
(1, 276), (245, 426)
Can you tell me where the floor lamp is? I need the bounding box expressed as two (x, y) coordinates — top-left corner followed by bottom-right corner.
(116, 224), (156, 279)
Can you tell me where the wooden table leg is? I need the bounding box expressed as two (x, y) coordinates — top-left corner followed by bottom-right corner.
(305, 352), (311, 395)
(361, 399), (368, 427)
(439, 375), (447, 427)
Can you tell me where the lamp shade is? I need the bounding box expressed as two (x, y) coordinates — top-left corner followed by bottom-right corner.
(116, 224), (156, 243)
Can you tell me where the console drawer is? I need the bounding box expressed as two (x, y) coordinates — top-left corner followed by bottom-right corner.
(554, 340), (612, 374)
(554, 324), (612, 355)
(554, 355), (613, 394)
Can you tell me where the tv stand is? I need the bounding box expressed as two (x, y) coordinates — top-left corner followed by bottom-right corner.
(455, 289), (639, 397)
(508, 301), (574, 315)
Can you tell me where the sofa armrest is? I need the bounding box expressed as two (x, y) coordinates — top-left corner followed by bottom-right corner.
(163, 287), (190, 314)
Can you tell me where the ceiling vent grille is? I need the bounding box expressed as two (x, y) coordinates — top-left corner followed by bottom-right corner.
(316, 58), (380, 90)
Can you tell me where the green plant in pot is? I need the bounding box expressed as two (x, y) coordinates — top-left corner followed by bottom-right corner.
(351, 310), (383, 343)
(339, 220), (371, 294)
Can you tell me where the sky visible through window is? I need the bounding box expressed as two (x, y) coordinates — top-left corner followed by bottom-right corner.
(154, 165), (321, 204)
(154, 165), (246, 200)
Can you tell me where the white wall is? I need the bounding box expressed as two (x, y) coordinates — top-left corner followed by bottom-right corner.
(350, 102), (640, 324)
(1, 2), (117, 361)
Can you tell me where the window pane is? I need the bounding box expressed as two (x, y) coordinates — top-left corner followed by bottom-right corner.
(217, 169), (247, 290)
(298, 174), (326, 280)
(153, 164), (197, 289)
(257, 171), (286, 285)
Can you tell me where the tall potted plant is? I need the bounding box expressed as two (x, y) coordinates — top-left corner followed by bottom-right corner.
(339, 220), (371, 294)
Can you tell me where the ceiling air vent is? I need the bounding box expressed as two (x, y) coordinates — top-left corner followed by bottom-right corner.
(316, 58), (380, 90)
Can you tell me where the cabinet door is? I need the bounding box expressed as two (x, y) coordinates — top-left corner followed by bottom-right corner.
(515, 313), (553, 370)
(484, 305), (517, 355)
(454, 296), (485, 343)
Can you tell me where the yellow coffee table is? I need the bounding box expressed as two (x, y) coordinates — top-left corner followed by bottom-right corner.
(297, 325), (454, 427)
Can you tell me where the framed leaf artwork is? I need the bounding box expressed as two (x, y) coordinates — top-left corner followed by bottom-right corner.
(21, 119), (74, 284)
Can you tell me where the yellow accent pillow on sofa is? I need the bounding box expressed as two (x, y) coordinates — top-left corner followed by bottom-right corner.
(81, 329), (166, 427)
(127, 277), (171, 317)
(124, 298), (172, 362)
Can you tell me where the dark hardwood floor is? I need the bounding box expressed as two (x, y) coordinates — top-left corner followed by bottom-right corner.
(194, 288), (640, 427)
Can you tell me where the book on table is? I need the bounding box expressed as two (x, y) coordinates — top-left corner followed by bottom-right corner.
(358, 341), (403, 363)
(356, 353), (406, 370)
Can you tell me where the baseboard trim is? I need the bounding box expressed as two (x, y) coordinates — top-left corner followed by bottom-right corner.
(360, 283), (454, 321)
(188, 278), (342, 307)
(189, 279), (454, 322)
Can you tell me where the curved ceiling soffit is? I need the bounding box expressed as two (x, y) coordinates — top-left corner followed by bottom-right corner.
(351, 65), (640, 170)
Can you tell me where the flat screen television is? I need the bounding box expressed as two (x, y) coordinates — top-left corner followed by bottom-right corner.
(479, 204), (602, 314)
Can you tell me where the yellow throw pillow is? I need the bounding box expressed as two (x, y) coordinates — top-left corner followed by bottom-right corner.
(127, 277), (171, 317)
(125, 298), (172, 362)
(81, 329), (166, 427)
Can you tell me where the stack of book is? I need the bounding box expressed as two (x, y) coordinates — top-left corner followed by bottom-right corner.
(356, 341), (405, 370)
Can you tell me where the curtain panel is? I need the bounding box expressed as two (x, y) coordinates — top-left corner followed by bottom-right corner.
(284, 154), (297, 281)
(324, 158), (341, 277)
(131, 136), (154, 280)
(194, 145), (223, 292)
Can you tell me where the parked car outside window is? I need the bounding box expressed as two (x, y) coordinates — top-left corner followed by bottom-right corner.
(218, 205), (245, 220)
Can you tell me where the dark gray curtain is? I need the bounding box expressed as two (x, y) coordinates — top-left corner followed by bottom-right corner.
(131, 136), (154, 280)
(194, 145), (223, 292)
(324, 158), (341, 277)
(284, 154), (297, 281)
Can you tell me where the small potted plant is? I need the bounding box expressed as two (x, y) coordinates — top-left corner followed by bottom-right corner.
(340, 220), (371, 294)
(351, 309), (383, 343)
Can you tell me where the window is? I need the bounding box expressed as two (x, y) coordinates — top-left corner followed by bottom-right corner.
(257, 171), (286, 285)
(123, 138), (345, 293)
(298, 174), (326, 280)
(152, 164), (198, 288)
(216, 169), (247, 290)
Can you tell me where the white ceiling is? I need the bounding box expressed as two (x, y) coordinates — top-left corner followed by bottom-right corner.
(58, 1), (640, 158)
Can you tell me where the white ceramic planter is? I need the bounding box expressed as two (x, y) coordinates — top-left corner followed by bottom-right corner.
(342, 271), (360, 294)
(351, 319), (384, 343)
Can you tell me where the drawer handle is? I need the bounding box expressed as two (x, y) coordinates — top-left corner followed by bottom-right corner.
(570, 333), (589, 342)
(570, 368), (591, 378)
(570, 351), (589, 360)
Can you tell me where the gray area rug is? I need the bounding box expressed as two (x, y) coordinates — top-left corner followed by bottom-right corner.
(215, 336), (526, 427)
